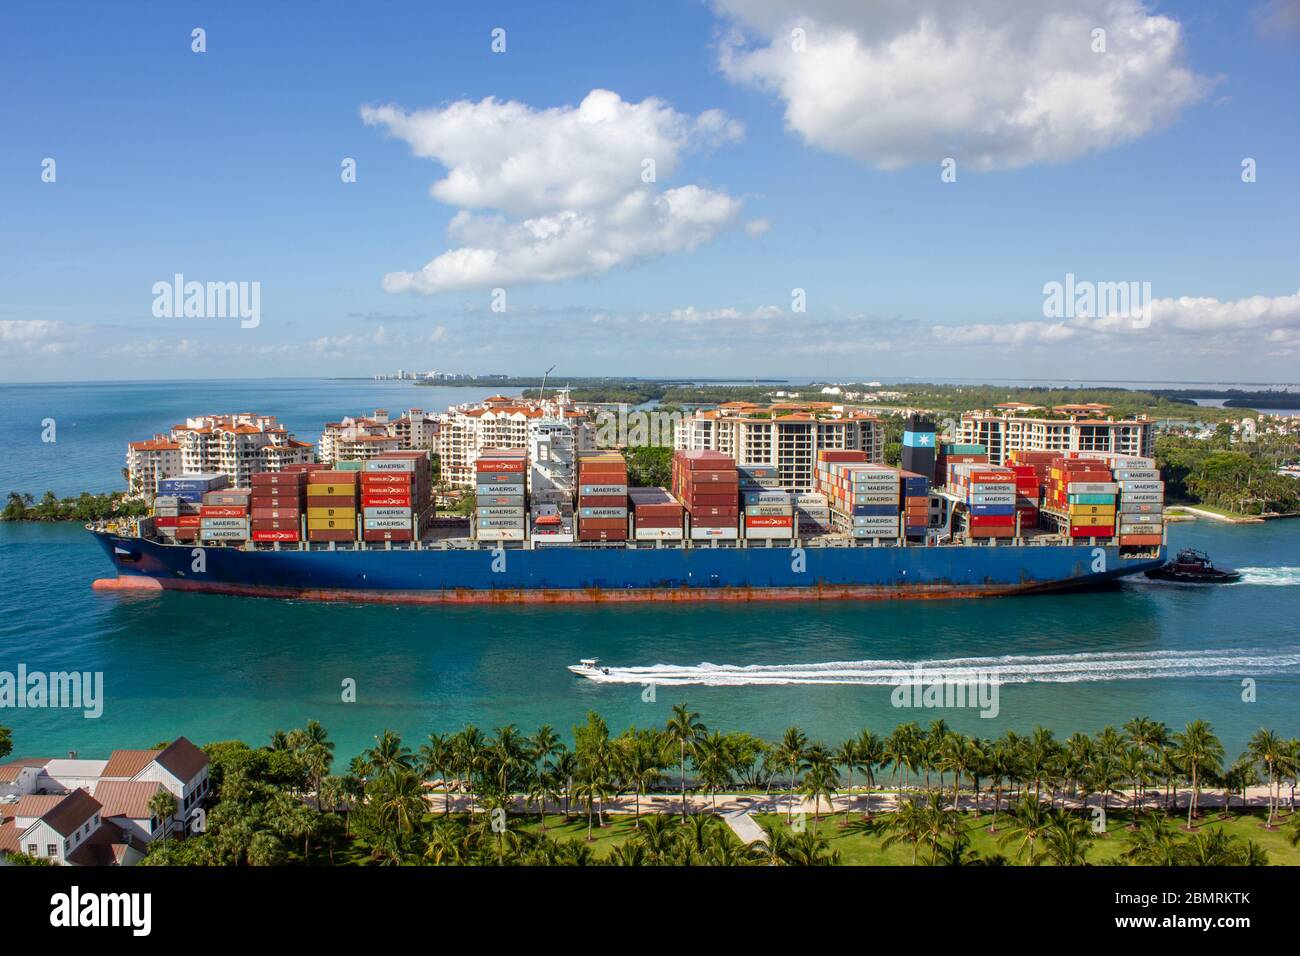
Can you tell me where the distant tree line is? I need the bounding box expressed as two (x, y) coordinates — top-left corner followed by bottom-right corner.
(2, 490), (149, 522)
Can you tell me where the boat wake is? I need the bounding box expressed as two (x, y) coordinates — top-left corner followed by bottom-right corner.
(1234, 567), (1300, 586)
(580, 647), (1300, 687)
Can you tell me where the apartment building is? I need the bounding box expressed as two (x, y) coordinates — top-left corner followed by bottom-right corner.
(0, 737), (210, 866)
(957, 405), (1157, 466)
(127, 414), (313, 492)
(318, 408), (440, 464)
(438, 395), (591, 488)
(676, 402), (885, 492)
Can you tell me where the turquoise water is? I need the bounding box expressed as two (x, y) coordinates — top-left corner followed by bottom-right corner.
(1, 382), (1298, 762)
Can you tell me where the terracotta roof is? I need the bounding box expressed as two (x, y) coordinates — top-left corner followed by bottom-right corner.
(93, 780), (163, 820)
(155, 737), (208, 783)
(101, 749), (162, 779)
(129, 440), (181, 451)
(0, 821), (20, 854)
(0, 758), (50, 783)
(41, 789), (102, 838)
(12, 794), (66, 821)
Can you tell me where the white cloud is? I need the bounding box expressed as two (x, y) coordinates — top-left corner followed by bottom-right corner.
(715, 0), (1210, 170)
(362, 90), (747, 292)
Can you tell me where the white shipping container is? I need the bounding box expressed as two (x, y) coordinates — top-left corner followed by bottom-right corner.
(475, 528), (526, 541)
(633, 527), (684, 540)
(364, 517), (411, 531)
(364, 507), (411, 520)
(201, 528), (248, 540)
(200, 517), (249, 530)
(1118, 480), (1164, 493)
(689, 526), (739, 540)
(1067, 482), (1119, 494)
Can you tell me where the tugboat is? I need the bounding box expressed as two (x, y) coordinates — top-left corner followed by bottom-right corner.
(1144, 548), (1241, 584)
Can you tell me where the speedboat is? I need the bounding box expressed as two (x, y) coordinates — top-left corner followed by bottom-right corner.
(568, 658), (611, 678)
(1144, 548), (1241, 584)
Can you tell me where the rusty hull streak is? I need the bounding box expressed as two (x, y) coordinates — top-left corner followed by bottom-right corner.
(92, 574), (1056, 604)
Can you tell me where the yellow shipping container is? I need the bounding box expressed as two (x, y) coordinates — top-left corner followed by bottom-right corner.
(307, 507), (357, 520)
(1070, 514), (1115, 527)
(306, 517), (355, 530)
(306, 484), (357, 497)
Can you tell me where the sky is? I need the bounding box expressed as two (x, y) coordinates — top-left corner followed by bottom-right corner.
(1, 0), (1298, 383)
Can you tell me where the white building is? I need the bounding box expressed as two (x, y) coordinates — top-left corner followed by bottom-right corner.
(676, 402), (885, 492)
(128, 414), (313, 492)
(438, 395), (591, 488)
(319, 408), (440, 464)
(0, 737), (211, 866)
(957, 406), (1157, 466)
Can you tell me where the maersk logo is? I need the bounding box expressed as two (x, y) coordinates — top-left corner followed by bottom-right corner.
(49, 886), (151, 936)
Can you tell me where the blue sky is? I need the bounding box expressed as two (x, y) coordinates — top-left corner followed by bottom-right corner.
(1, 0), (1298, 382)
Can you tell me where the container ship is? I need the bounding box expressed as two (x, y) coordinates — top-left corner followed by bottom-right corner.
(91, 419), (1166, 604)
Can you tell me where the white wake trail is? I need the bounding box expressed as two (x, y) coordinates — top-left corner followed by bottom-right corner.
(1235, 567), (1300, 587)
(579, 647), (1300, 687)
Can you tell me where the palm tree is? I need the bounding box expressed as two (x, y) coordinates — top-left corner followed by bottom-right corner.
(693, 731), (734, 811)
(367, 729), (414, 778)
(664, 704), (705, 820)
(784, 828), (841, 866)
(799, 744), (840, 823)
(453, 726), (486, 813)
(756, 819), (793, 866)
(372, 770), (428, 836)
(489, 724), (527, 803)
(1120, 812), (1179, 865)
(877, 794), (931, 865)
(776, 726), (808, 822)
(619, 731), (666, 828)
(1171, 720), (1225, 829)
(419, 732), (454, 815)
(148, 789), (179, 842)
(1024, 726), (1058, 805)
(1037, 809), (1094, 866)
(998, 796), (1047, 864)
(551, 750), (577, 819)
(1249, 728), (1285, 828)
(835, 737), (862, 805)
(856, 730), (885, 817)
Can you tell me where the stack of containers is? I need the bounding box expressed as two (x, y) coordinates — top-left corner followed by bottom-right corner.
(938, 445), (989, 488)
(793, 492), (832, 537)
(476, 448), (528, 541)
(576, 450), (628, 542)
(250, 468), (308, 543)
(628, 487), (684, 540)
(1008, 465), (1041, 530)
(737, 463), (782, 492)
(898, 469), (931, 538)
(672, 450), (738, 540)
(362, 451), (432, 544)
(1048, 456), (1117, 540)
(948, 464), (1017, 539)
(742, 490), (794, 540)
(1089, 454), (1163, 545)
(819, 462), (902, 539)
(156, 474), (227, 544)
(306, 468), (359, 543)
(200, 486), (251, 543)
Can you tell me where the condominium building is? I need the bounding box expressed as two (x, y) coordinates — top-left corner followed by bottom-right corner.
(956, 405), (1157, 466)
(126, 414), (312, 493)
(437, 395), (591, 488)
(676, 402), (885, 492)
(318, 408), (440, 464)
(125, 437), (183, 495)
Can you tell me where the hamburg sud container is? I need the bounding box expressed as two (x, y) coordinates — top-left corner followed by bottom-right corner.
(306, 468), (359, 542)
(1048, 456), (1117, 539)
(361, 450), (432, 543)
(475, 447), (527, 541)
(629, 486), (684, 540)
(948, 463), (1017, 539)
(817, 455), (901, 539)
(577, 450), (628, 542)
(672, 450), (738, 540)
(249, 466), (310, 543)
(200, 486), (251, 542)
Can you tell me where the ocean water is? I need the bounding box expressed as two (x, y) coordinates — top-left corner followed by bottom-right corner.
(0, 381), (1297, 763)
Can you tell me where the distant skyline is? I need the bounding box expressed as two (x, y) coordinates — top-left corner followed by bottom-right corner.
(2, 0), (1299, 382)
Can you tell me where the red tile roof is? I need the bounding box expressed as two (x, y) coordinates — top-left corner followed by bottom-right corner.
(101, 749), (162, 779)
(94, 780), (163, 820)
(155, 737), (208, 783)
(41, 789), (102, 838)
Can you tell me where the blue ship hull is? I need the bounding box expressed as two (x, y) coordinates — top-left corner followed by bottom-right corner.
(91, 531), (1165, 604)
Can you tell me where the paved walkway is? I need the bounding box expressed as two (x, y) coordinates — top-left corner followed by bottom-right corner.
(722, 809), (767, 844)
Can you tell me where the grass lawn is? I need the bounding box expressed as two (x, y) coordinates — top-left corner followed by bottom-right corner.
(516, 812), (669, 858)
(754, 807), (1300, 866)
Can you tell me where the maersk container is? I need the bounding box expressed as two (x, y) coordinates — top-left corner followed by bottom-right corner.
(969, 492), (1015, 505)
(580, 507), (628, 519)
(744, 492), (792, 506)
(199, 517), (249, 530)
(364, 517), (411, 531)
(200, 527), (248, 540)
(478, 506), (525, 518)
(478, 483), (525, 496)
(364, 507), (411, 520)
(580, 483), (628, 496)
(1114, 469), (1160, 480)
(1118, 480), (1164, 493)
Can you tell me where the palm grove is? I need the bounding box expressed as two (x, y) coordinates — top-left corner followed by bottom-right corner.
(7, 713), (1297, 866)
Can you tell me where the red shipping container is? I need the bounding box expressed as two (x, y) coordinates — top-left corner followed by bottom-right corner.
(633, 515), (683, 529)
(579, 530), (627, 541)
(200, 505), (247, 518)
(251, 472), (307, 486)
(363, 529), (414, 542)
(312, 471), (359, 483)
(577, 495), (627, 508)
(745, 515), (793, 528)
(578, 517), (626, 530)
(680, 493), (738, 508)
(177, 515), (201, 528)
(970, 514), (1014, 527)
(689, 514), (737, 528)
(1120, 534), (1162, 546)
(283, 463), (328, 473)
(973, 526), (1014, 538)
(250, 495), (302, 509)
(362, 493), (411, 508)
(683, 469), (737, 484)
(1069, 525), (1114, 537)
(817, 450), (869, 463)
(688, 505), (739, 517)
(154, 516), (180, 528)
(675, 450), (735, 470)
(361, 472), (412, 486)
(252, 529), (300, 542)
(476, 459), (526, 472)
(173, 529), (199, 542)
(307, 529), (356, 541)
(251, 518), (300, 530)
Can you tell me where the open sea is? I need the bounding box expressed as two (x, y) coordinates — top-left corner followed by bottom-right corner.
(1, 379), (1297, 763)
